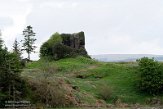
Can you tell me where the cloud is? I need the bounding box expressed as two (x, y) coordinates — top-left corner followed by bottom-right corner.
(0, 0), (32, 51)
(0, 17), (13, 28)
(1, 0), (163, 60)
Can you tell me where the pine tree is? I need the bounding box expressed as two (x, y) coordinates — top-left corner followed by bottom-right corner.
(21, 25), (36, 60)
(13, 39), (21, 59)
(0, 31), (3, 49)
(0, 38), (27, 107)
(0, 31), (5, 68)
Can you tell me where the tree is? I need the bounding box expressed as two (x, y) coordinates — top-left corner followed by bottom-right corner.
(137, 57), (163, 95)
(0, 38), (28, 107)
(13, 39), (21, 59)
(0, 33), (6, 71)
(21, 25), (36, 60)
(0, 38), (3, 48)
(0, 30), (3, 49)
(0, 52), (25, 102)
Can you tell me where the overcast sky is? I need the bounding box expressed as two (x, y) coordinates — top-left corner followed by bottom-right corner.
(0, 0), (163, 60)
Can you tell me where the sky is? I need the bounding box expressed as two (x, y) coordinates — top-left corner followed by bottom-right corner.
(0, 0), (163, 60)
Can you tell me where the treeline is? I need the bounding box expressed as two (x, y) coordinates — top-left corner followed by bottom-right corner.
(0, 37), (27, 107)
(0, 25), (37, 107)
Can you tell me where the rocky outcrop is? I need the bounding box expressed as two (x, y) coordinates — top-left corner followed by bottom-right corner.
(40, 31), (89, 60)
(61, 31), (85, 49)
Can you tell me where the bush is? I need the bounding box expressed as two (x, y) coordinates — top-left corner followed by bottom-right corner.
(28, 78), (77, 108)
(52, 43), (75, 60)
(40, 32), (62, 58)
(97, 84), (112, 101)
(29, 79), (65, 107)
(40, 33), (75, 60)
(26, 64), (77, 107)
(137, 57), (163, 95)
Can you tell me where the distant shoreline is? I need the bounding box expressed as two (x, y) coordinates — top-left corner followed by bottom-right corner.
(91, 54), (163, 62)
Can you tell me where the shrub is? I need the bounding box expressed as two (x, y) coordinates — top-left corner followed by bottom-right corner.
(28, 78), (77, 108)
(40, 42), (52, 57)
(40, 32), (62, 58)
(26, 64), (77, 107)
(51, 43), (75, 60)
(40, 33), (75, 60)
(28, 79), (62, 107)
(137, 57), (163, 95)
(97, 84), (112, 101)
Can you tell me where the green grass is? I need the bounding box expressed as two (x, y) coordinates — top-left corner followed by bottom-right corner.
(22, 56), (163, 106)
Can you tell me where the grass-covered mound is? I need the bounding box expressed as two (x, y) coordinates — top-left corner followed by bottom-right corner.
(22, 56), (163, 108)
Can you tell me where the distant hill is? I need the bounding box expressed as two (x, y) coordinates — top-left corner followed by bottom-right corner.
(91, 54), (163, 62)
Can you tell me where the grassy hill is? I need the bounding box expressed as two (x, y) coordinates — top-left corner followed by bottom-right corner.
(22, 56), (163, 108)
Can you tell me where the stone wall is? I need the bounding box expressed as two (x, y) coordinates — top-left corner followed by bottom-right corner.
(40, 31), (89, 60)
(61, 31), (85, 49)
